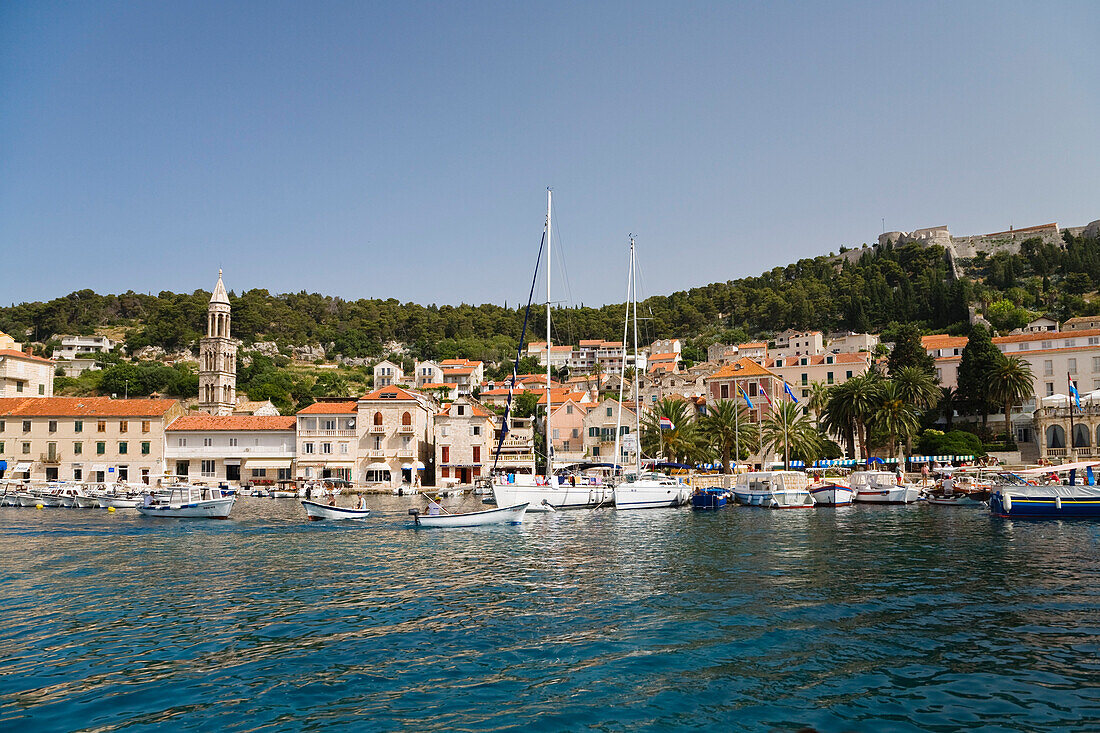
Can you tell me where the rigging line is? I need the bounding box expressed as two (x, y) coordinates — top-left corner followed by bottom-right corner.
(550, 200), (578, 349)
(491, 231), (545, 476)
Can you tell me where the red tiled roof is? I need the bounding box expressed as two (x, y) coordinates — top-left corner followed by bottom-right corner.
(705, 358), (781, 381)
(738, 342), (767, 349)
(420, 382), (458, 390)
(922, 334), (969, 350)
(168, 415), (296, 431)
(767, 353), (869, 367)
(0, 397), (178, 417)
(648, 352), (679, 361)
(0, 349), (53, 364)
(362, 385), (422, 401)
(993, 328), (1100, 345)
(296, 400), (358, 414)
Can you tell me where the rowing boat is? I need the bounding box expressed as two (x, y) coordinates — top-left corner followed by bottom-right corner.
(301, 500), (371, 521)
(409, 502), (528, 528)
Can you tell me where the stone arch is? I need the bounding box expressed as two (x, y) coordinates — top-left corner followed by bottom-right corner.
(374, 411), (383, 426)
(1073, 423), (1091, 448)
(402, 411), (412, 426)
(1046, 424), (1066, 449)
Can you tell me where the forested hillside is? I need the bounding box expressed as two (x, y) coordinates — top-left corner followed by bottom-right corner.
(4, 230), (1099, 364)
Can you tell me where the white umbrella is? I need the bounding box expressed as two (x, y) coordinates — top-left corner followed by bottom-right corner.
(1041, 393), (1068, 406)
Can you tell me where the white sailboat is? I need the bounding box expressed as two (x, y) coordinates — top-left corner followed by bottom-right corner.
(613, 237), (690, 510)
(492, 190), (613, 510)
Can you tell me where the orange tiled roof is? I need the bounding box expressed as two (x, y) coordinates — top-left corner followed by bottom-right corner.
(738, 342), (767, 349)
(0, 397), (178, 417)
(922, 334), (969, 350)
(362, 385), (423, 401)
(768, 353), (869, 367)
(168, 415), (296, 431)
(993, 328), (1100, 345)
(420, 382), (458, 390)
(296, 400), (358, 414)
(648, 352), (679, 361)
(578, 339), (603, 347)
(705, 358), (780, 381)
(538, 390), (589, 405)
(0, 349), (53, 364)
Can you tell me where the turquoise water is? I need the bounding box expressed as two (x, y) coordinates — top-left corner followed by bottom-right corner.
(0, 498), (1098, 732)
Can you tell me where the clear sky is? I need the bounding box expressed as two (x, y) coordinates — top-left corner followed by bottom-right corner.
(2, 1), (1098, 307)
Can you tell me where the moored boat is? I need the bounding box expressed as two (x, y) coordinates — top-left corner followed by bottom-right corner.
(850, 471), (920, 504)
(409, 502), (529, 527)
(301, 499), (371, 521)
(691, 486), (730, 510)
(733, 471), (814, 508)
(136, 484), (235, 519)
(808, 478), (854, 506)
(990, 462), (1100, 518)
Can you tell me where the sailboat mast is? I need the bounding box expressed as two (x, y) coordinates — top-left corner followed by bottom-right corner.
(545, 188), (553, 478)
(613, 238), (632, 475)
(631, 236), (642, 476)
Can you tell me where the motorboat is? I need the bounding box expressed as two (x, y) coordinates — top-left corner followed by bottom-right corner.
(301, 499), (371, 521)
(732, 471), (814, 508)
(493, 474), (612, 510)
(691, 486), (730, 510)
(850, 471), (920, 504)
(135, 484), (235, 519)
(614, 472), (690, 510)
(990, 462), (1100, 518)
(409, 502), (528, 527)
(927, 493), (986, 506)
(808, 478), (854, 506)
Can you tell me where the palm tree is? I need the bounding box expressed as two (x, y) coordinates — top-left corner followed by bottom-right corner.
(832, 373), (881, 459)
(699, 399), (759, 473)
(761, 401), (821, 468)
(821, 383), (857, 457)
(806, 381), (831, 430)
(641, 397), (706, 465)
(869, 381), (920, 458)
(987, 355), (1034, 441)
(891, 365), (941, 454)
(939, 386), (957, 430)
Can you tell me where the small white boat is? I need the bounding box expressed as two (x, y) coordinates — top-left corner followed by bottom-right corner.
(409, 502), (529, 527)
(301, 499), (371, 521)
(733, 471), (814, 508)
(17, 492), (38, 507)
(614, 472), (690, 510)
(850, 471), (920, 504)
(99, 496), (140, 509)
(136, 485), (235, 519)
(808, 479), (854, 506)
(271, 489), (297, 499)
(927, 493), (986, 506)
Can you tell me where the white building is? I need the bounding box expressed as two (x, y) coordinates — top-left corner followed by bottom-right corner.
(52, 335), (116, 360)
(770, 330), (825, 361)
(373, 360), (404, 388)
(0, 331), (54, 398)
(413, 360), (444, 388)
(826, 332), (879, 354)
(295, 400), (359, 482)
(165, 415), (296, 485)
(434, 397), (495, 485)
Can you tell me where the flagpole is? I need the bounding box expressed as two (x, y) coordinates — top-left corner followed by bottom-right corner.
(1069, 372), (1076, 460)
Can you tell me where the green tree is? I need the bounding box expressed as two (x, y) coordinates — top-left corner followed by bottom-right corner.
(698, 399), (758, 472)
(822, 373), (881, 459)
(956, 324), (1001, 426)
(869, 381), (920, 458)
(987, 355), (1034, 440)
(805, 380), (831, 430)
(761, 401), (821, 468)
(513, 392), (539, 419)
(641, 397), (706, 464)
(887, 323), (936, 375)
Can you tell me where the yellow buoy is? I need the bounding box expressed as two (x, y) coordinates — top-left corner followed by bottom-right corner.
(107, 506), (116, 513)
(36, 504), (44, 509)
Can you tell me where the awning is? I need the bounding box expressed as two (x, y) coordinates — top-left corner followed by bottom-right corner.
(401, 461), (426, 470)
(14, 462), (32, 472)
(91, 464), (107, 472)
(245, 458), (292, 469)
(365, 462), (391, 471)
(0, 460), (6, 471)
(224, 459), (241, 466)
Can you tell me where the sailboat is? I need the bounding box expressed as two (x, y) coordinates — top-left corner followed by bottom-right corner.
(491, 190), (614, 510)
(613, 237), (691, 510)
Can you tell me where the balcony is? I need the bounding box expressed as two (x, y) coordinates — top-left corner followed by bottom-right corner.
(368, 449), (386, 458)
(397, 447), (416, 459)
(397, 425), (415, 435)
(369, 426), (386, 434)
(40, 452), (62, 464)
(300, 429), (356, 437)
(1046, 448), (1068, 458)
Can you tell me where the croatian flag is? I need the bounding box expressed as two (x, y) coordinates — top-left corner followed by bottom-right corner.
(659, 417), (675, 431)
(1069, 373), (1082, 410)
(737, 385), (754, 410)
(783, 381), (799, 404)
(758, 383), (774, 406)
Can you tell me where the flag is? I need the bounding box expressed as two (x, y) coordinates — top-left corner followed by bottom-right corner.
(783, 381), (799, 404)
(659, 417), (674, 431)
(1069, 373), (1082, 410)
(737, 385), (754, 410)
(759, 382), (774, 406)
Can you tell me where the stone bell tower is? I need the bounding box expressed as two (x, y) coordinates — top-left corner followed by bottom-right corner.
(198, 270), (237, 415)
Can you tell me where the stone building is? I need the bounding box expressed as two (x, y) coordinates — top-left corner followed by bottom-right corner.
(434, 397), (495, 485)
(581, 398), (636, 463)
(372, 360), (404, 388)
(357, 385), (437, 487)
(165, 415), (296, 485)
(0, 397), (184, 483)
(198, 271), (237, 416)
(0, 336), (54, 398)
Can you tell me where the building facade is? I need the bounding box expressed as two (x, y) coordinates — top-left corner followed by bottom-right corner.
(581, 398), (636, 462)
(372, 360), (404, 388)
(0, 346), (54, 398)
(357, 386), (436, 487)
(198, 271), (237, 415)
(295, 400), (359, 482)
(434, 397), (495, 484)
(165, 415), (296, 485)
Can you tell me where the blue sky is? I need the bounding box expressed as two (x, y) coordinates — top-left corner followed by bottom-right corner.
(2, 1), (1098, 307)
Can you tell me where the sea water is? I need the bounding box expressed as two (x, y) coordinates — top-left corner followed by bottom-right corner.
(0, 497), (1097, 732)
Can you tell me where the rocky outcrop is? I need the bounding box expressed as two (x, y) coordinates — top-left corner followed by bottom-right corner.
(292, 344), (326, 362)
(249, 341), (281, 358)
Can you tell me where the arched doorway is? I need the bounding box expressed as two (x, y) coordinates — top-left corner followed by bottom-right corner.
(1073, 424), (1091, 448)
(1046, 424), (1066, 449)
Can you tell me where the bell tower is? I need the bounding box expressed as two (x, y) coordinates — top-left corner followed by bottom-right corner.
(198, 270), (237, 415)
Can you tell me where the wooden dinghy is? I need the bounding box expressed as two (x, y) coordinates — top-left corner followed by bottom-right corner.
(408, 502), (528, 528)
(301, 499), (371, 521)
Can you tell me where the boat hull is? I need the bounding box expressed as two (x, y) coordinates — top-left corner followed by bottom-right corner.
(927, 494), (986, 506)
(413, 503), (528, 527)
(733, 488), (814, 508)
(613, 485), (689, 510)
(73, 496), (98, 509)
(301, 500), (371, 521)
(990, 489), (1100, 518)
(136, 498), (235, 519)
(492, 483), (610, 510)
(99, 497), (140, 508)
(691, 491), (729, 510)
(853, 486), (920, 504)
(809, 485), (854, 506)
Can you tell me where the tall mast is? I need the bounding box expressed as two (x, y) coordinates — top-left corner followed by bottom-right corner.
(545, 188), (553, 477)
(631, 237), (642, 475)
(613, 237), (632, 475)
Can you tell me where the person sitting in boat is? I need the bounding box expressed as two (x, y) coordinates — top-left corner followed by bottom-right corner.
(427, 499), (441, 515)
(327, 493), (337, 506)
(356, 494), (367, 510)
(143, 493), (154, 508)
(941, 475), (954, 496)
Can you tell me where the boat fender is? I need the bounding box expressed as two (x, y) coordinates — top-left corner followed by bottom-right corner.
(1002, 493), (1011, 512)
(35, 504), (43, 510)
(1055, 496), (1062, 510)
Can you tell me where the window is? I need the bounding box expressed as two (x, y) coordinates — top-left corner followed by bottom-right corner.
(73, 466), (82, 481)
(801, 373), (808, 386)
(1069, 358), (1077, 374)
(74, 442), (82, 455)
(1044, 360), (1054, 376)
(48, 420), (57, 433)
(1042, 341), (1052, 350)
(720, 384), (729, 399)
(251, 468), (267, 478)
(141, 442), (150, 455)
(176, 461), (190, 476)
(441, 426), (449, 437)
(22, 442), (30, 454)
(1018, 343), (1028, 351)
(373, 436), (381, 449)
(473, 446), (481, 462)
(97, 421), (106, 433)
(118, 466), (128, 481)
(323, 419), (336, 430)
(119, 421), (128, 433)
(846, 371), (853, 379)
(374, 412), (383, 425)
(277, 468), (291, 481)
(96, 442), (105, 455)
(74, 420), (82, 433)
(0, 421), (4, 432)
(442, 446), (450, 463)
(203, 438), (213, 447)
(402, 412), (412, 426)
(178, 437), (187, 447)
(1065, 339), (1077, 348)
(15, 381), (22, 393)
(1046, 383), (1054, 396)
(303, 443), (315, 454)
(606, 407), (614, 417)
(142, 421), (150, 433)
(592, 446), (600, 456)
(340, 443), (348, 454)
(38, 384), (44, 395)
(303, 418), (316, 430)
(201, 460), (215, 477)
(553, 429), (560, 439)
(457, 405), (466, 416)
(321, 443), (332, 454)
(571, 428), (578, 438)
(118, 442), (127, 455)
(1093, 356), (1100, 373)
(472, 425), (481, 436)
(22, 420), (30, 432)
(1090, 337), (1099, 346)
(827, 371), (834, 384)
(748, 383), (757, 397)
(589, 426), (599, 437)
